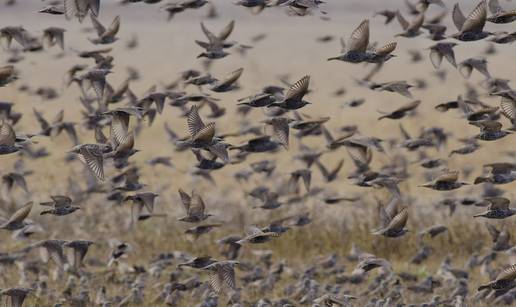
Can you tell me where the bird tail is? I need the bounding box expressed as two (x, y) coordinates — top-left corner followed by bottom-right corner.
(40, 210), (52, 215)
(477, 284), (491, 291)
(327, 56), (340, 61)
(266, 103), (280, 108)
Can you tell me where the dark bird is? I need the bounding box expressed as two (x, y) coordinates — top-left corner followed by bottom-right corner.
(40, 195), (80, 216)
(378, 100), (421, 120)
(451, 0), (492, 41)
(177, 189), (212, 223)
(487, 0), (516, 24)
(0, 202), (32, 231)
(478, 264), (516, 291)
(419, 169), (468, 190)
(268, 75), (311, 109)
(372, 207), (409, 238)
(196, 20), (235, 59)
(469, 120), (511, 141)
(474, 197), (516, 219)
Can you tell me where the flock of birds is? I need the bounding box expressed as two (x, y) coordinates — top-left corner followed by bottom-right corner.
(1, 0), (516, 306)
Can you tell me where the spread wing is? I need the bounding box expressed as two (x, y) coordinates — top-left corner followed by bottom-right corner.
(387, 207), (408, 232)
(218, 20), (235, 41)
(0, 121), (16, 146)
(79, 146), (104, 181)
(193, 122), (215, 142)
(103, 16), (120, 38)
(452, 3), (466, 31)
(219, 68), (243, 88)
(90, 14), (106, 36)
(187, 105), (205, 137)
(500, 97), (515, 121)
(461, 0), (487, 33)
(347, 19), (369, 52)
(285, 75), (310, 101)
(178, 189), (191, 212)
(5, 202), (32, 224)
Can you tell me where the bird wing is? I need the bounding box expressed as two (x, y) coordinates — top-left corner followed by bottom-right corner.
(187, 105), (205, 136)
(103, 16), (120, 38)
(435, 170), (459, 183)
(90, 14), (106, 36)
(50, 195), (73, 207)
(110, 113), (130, 147)
(396, 11), (410, 30)
(346, 145), (371, 168)
(375, 42), (397, 56)
(208, 142), (229, 163)
(500, 97), (516, 121)
(408, 13), (425, 31)
(487, 197), (510, 210)
(220, 263), (237, 290)
(88, 0), (100, 17)
(200, 22), (219, 44)
(209, 271), (223, 293)
(33, 108), (50, 131)
(139, 193), (157, 213)
(178, 189), (191, 212)
(485, 223), (500, 241)
(5, 202), (32, 225)
(271, 118), (290, 148)
(284, 75), (310, 101)
(0, 65), (15, 79)
(80, 146), (105, 181)
(218, 20), (235, 41)
(189, 193), (206, 217)
(192, 122), (215, 142)
(497, 264), (516, 282)
(347, 19), (369, 52)
(218, 68), (243, 88)
(387, 207), (408, 232)
(397, 100), (421, 113)
(452, 3), (466, 31)
(461, 0), (487, 33)
(475, 120), (502, 132)
(429, 49), (443, 69)
(0, 121), (16, 146)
